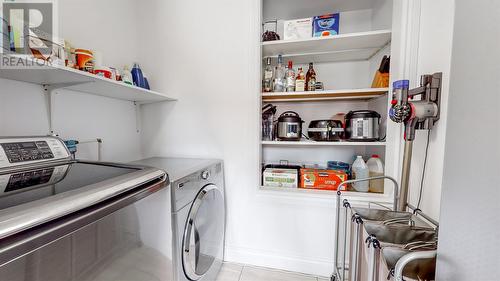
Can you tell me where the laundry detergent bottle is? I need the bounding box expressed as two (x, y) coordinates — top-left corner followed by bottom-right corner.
(352, 156), (369, 192)
(131, 63), (145, 88)
(367, 155), (385, 193)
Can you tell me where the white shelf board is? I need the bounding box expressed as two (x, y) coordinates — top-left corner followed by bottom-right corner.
(262, 140), (386, 147)
(262, 30), (391, 63)
(259, 185), (392, 203)
(0, 63), (176, 104)
(262, 88), (388, 102)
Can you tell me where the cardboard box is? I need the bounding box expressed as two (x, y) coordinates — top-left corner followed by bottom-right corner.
(313, 13), (340, 37)
(284, 18), (313, 40)
(263, 168), (298, 188)
(300, 168), (348, 191)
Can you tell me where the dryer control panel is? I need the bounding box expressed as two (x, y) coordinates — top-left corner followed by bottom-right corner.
(0, 137), (71, 169)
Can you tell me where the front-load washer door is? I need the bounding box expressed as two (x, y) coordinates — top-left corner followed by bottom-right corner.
(182, 184), (224, 281)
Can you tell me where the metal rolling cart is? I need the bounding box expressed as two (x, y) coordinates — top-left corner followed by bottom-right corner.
(331, 177), (439, 281)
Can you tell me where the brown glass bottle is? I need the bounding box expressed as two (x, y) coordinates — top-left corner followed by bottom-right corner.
(305, 62), (316, 91)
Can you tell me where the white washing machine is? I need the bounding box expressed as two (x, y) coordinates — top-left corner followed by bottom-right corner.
(134, 158), (225, 281)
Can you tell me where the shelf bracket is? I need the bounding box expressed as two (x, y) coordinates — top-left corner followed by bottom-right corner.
(42, 82), (88, 136)
(134, 102), (141, 133)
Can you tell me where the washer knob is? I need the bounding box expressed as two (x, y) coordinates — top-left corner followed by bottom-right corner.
(201, 170), (211, 180)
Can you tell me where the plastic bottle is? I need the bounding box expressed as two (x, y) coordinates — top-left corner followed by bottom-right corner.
(131, 63), (145, 88)
(122, 66), (133, 85)
(352, 156), (369, 192)
(367, 155), (385, 193)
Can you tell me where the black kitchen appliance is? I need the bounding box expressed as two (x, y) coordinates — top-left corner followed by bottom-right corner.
(345, 110), (381, 142)
(277, 111), (304, 141)
(308, 120), (344, 142)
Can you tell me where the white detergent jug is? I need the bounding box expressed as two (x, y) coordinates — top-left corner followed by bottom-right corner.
(352, 156), (369, 192)
(367, 155), (385, 193)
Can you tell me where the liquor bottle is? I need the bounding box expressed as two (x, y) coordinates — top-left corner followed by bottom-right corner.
(273, 55), (286, 92)
(285, 61), (296, 92)
(305, 62), (317, 91)
(295, 67), (306, 92)
(262, 57), (273, 92)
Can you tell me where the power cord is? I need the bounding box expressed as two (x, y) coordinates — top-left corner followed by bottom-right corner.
(416, 130), (431, 209)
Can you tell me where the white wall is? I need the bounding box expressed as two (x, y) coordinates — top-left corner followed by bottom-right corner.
(1, 0), (143, 162)
(404, 0), (455, 221)
(138, 0), (397, 277)
(436, 1), (500, 279)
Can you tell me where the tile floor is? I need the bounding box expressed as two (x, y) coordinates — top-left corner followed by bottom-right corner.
(216, 263), (329, 281)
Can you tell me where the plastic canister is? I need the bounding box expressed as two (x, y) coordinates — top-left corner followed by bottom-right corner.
(75, 49), (94, 72)
(327, 161), (351, 178)
(367, 155), (384, 193)
(352, 156), (369, 192)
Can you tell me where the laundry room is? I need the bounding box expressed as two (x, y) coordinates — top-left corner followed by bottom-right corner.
(0, 0), (498, 281)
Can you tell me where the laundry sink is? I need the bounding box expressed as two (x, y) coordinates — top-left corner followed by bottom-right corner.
(381, 246), (437, 281)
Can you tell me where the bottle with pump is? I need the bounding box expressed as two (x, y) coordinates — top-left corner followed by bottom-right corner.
(352, 156), (369, 192)
(285, 61), (296, 92)
(306, 62), (317, 91)
(273, 55), (286, 92)
(263, 57), (274, 92)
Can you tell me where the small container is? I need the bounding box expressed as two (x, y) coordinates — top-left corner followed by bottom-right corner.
(122, 66), (133, 85)
(75, 49), (94, 72)
(94, 67), (112, 79)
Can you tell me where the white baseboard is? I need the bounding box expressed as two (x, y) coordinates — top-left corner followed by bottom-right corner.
(224, 245), (334, 277)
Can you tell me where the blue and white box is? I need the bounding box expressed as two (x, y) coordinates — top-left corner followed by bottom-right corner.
(313, 13), (340, 37)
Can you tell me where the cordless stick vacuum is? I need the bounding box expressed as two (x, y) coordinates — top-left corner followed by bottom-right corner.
(389, 73), (442, 211)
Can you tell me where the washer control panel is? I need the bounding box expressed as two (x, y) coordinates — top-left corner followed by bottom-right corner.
(0, 137), (71, 169)
(1, 141), (54, 163)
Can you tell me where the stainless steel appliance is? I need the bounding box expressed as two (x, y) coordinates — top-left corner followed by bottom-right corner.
(133, 158), (225, 281)
(277, 111), (304, 141)
(0, 136), (173, 281)
(345, 110), (381, 142)
(307, 120), (344, 142)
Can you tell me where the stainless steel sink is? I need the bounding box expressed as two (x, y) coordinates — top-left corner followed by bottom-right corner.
(381, 246), (436, 280)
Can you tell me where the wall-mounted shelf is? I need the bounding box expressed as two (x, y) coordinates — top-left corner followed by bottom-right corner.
(262, 30), (391, 63)
(262, 88), (388, 102)
(262, 140), (386, 147)
(0, 63), (176, 104)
